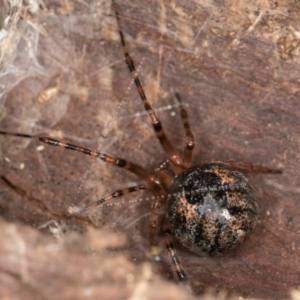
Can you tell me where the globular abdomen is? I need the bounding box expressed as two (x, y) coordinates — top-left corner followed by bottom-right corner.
(167, 162), (258, 255)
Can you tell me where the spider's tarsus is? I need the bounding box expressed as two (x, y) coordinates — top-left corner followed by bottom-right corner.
(0, 131), (35, 139)
(81, 199), (106, 214)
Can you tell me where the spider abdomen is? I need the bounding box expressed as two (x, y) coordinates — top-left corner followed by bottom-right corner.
(167, 162), (258, 255)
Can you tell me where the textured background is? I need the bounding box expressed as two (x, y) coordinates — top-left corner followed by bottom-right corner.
(0, 0), (300, 299)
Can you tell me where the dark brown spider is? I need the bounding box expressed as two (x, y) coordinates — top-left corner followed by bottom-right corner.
(0, 0), (281, 283)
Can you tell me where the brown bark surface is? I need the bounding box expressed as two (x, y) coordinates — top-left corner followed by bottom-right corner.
(0, 0), (300, 299)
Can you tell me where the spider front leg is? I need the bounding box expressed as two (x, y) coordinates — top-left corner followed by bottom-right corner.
(73, 184), (147, 214)
(0, 131), (153, 181)
(0, 131), (161, 214)
(112, 0), (182, 165)
(0, 130), (166, 215)
(174, 93), (195, 168)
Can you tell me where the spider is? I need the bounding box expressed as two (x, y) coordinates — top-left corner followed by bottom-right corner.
(0, 0), (281, 284)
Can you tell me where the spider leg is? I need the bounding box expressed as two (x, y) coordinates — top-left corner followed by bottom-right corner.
(149, 194), (164, 244)
(225, 160), (282, 174)
(77, 184), (147, 213)
(174, 93), (195, 168)
(112, 1), (182, 165)
(1, 175), (51, 213)
(164, 230), (187, 282)
(0, 131), (154, 181)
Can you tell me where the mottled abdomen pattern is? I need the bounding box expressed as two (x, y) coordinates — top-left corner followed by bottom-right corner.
(167, 162), (258, 255)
